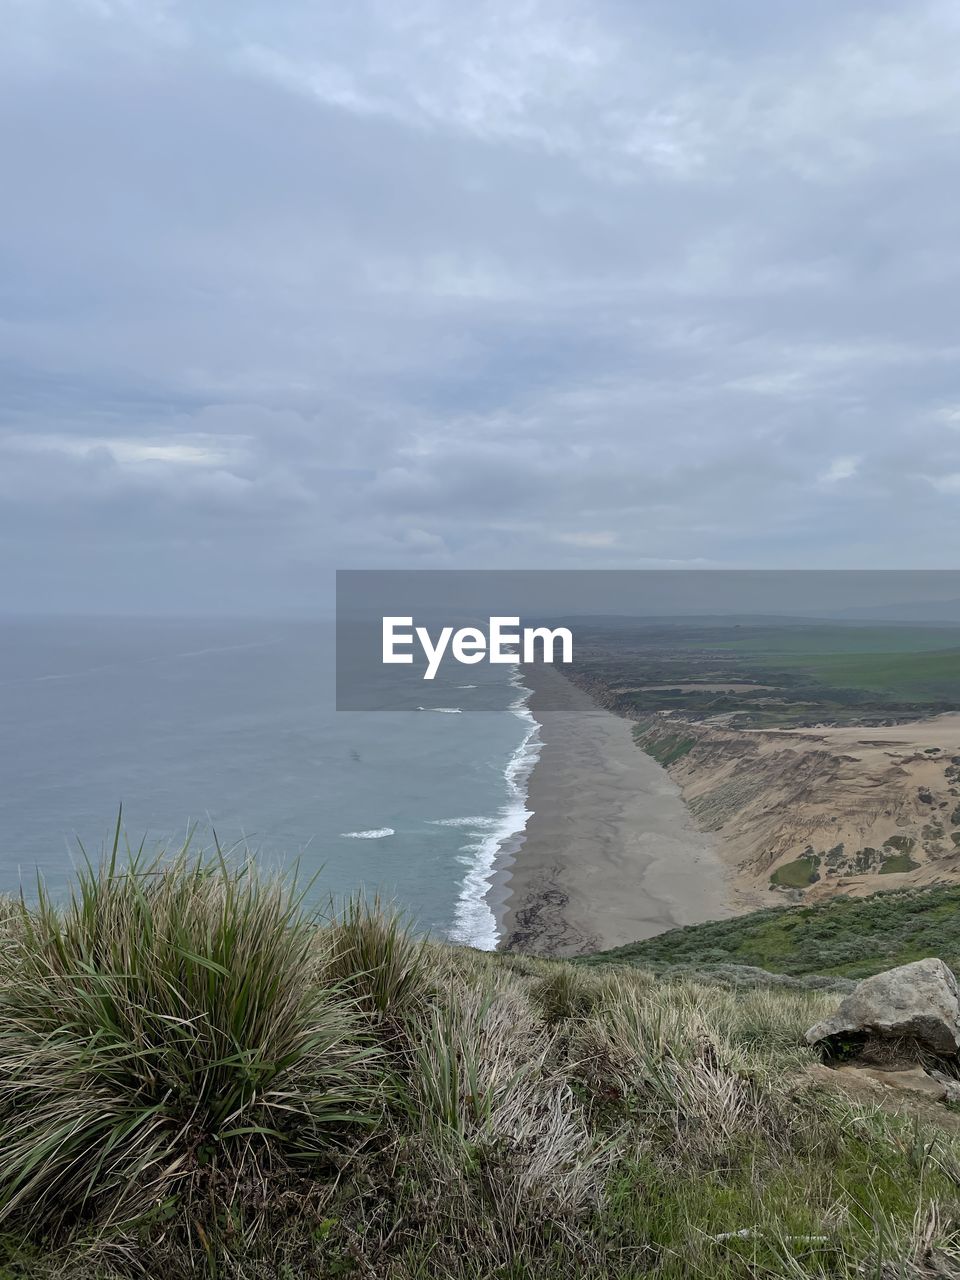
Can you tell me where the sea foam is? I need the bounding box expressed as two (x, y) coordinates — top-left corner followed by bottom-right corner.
(444, 670), (541, 951)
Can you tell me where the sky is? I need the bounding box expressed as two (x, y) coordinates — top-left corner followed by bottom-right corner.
(3, 0), (960, 613)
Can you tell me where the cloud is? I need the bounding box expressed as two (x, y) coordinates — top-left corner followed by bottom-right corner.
(554, 531), (618, 549)
(818, 456), (861, 485)
(3, 0), (960, 610)
(3, 432), (247, 468)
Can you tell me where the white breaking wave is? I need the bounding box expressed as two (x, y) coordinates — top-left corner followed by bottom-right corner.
(446, 668), (542, 952)
(456, 684), (478, 689)
(340, 827), (395, 839)
(429, 815), (500, 828)
(418, 706), (462, 713)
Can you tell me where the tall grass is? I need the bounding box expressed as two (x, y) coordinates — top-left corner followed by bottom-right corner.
(0, 841), (959, 1278)
(0, 842), (379, 1232)
(412, 983), (541, 1138)
(323, 895), (433, 1022)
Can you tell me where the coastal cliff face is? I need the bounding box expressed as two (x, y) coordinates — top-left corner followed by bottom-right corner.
(628, 713), (960, 908)
(559, 620), (960, 915)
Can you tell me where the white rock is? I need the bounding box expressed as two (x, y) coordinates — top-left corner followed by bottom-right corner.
(805, 959), (960, 1056)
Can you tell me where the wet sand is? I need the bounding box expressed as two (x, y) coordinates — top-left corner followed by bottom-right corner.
(496, 665), (732, 956)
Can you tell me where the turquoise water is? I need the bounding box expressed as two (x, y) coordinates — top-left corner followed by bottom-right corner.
(0, 618), (537, 946)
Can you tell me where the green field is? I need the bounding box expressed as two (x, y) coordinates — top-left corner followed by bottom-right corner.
(754, 649), (960, 699)
(701, 624), (960, 656)
(567, 620), (960, 726)
(676, 624), (960, 701)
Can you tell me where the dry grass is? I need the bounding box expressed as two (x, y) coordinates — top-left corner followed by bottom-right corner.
(0, 843), (959, 1278)
(322, 895), (434, 1024)
(0, 843), (379, 1237)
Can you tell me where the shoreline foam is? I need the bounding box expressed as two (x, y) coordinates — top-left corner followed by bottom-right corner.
(447, 670), (542, 950)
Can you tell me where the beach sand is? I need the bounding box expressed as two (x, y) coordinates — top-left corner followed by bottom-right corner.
(496, 664), (732, 956)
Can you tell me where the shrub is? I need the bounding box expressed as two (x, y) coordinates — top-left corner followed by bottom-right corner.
(408, 979), (610, 1245)
(323, 894), (433, 1023)
(0, 842), (958, 1278)
(529, 963), (598, 1023)
(411, 982), (540, 1140)
(0, 844), (379, 1233)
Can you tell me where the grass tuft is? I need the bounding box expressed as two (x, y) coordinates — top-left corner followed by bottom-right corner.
(529, 963), (598, 1023)
(0, 843), (379, 1235)
(323, 894), (434, 1023)
(0, 839), (959, 1277)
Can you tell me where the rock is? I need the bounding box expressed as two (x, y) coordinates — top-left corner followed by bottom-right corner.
(928, 1067), (960, 1104)
(803, 1062), (960, 1133)
(805, 958), (960, 1057)
(875, 1067), (949, 1101)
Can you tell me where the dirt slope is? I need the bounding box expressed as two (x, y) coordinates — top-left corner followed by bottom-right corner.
(635, 714), (960, 908)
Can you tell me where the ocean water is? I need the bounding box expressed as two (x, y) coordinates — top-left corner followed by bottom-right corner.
(0, 618), (539, 947)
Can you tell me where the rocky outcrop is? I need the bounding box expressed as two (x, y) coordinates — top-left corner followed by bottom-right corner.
(805, 959), (960, 1056)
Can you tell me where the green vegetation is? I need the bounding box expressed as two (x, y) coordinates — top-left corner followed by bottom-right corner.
(633, 725), (696, 765)
(751, 648), (960, 698)
(3, 851), (960, 1276)
(581, 885), (960, 980)
(566, 619), (960, 726)
(770, 855), (820, 888)
(884, 835), (917, 854)
(879, 854), (920, 874)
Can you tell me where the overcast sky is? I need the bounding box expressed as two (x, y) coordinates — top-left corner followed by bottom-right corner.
(3, 0), (960, 613)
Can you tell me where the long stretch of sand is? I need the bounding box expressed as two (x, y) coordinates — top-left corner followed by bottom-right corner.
(496, 665), (732, 956)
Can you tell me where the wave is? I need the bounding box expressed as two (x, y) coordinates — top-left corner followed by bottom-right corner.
(446, 668), (542, 951)
(455, 684), (478, 689)
(418, 706), (462, 713)
(429, 815), (500, 828)
(340, 827), (395, 839)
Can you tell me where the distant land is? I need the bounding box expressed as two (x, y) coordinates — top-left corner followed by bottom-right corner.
(561, 618), (960, 911)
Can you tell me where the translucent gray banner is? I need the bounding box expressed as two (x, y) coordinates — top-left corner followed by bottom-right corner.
(336, 569), (960, 714)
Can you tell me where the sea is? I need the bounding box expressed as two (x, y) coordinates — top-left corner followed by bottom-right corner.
(0, 617), (540, 949)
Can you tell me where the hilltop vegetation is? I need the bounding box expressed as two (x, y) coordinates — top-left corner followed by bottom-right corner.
(0, 852), (960, 1277)
(564, 619), (960, 727)
(580, 885), (960, 980)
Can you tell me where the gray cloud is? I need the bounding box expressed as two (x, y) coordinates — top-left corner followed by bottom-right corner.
(2, 0), (960, 612)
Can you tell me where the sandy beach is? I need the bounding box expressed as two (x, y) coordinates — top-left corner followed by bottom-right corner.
(497, 665), (732, 956)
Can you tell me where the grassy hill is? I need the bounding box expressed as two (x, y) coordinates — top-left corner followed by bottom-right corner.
(565, 619), (960, 726)
(578, 885), (960, 979)
(2, 855), (960, 1278)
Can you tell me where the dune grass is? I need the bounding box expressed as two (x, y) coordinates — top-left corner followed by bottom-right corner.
(0, 844), (959, 1277)
(0, 840), (379, 1252)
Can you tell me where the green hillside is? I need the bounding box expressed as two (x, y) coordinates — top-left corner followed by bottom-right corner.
(579, 885), (960, 979)
(565, 620), (960, 726)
